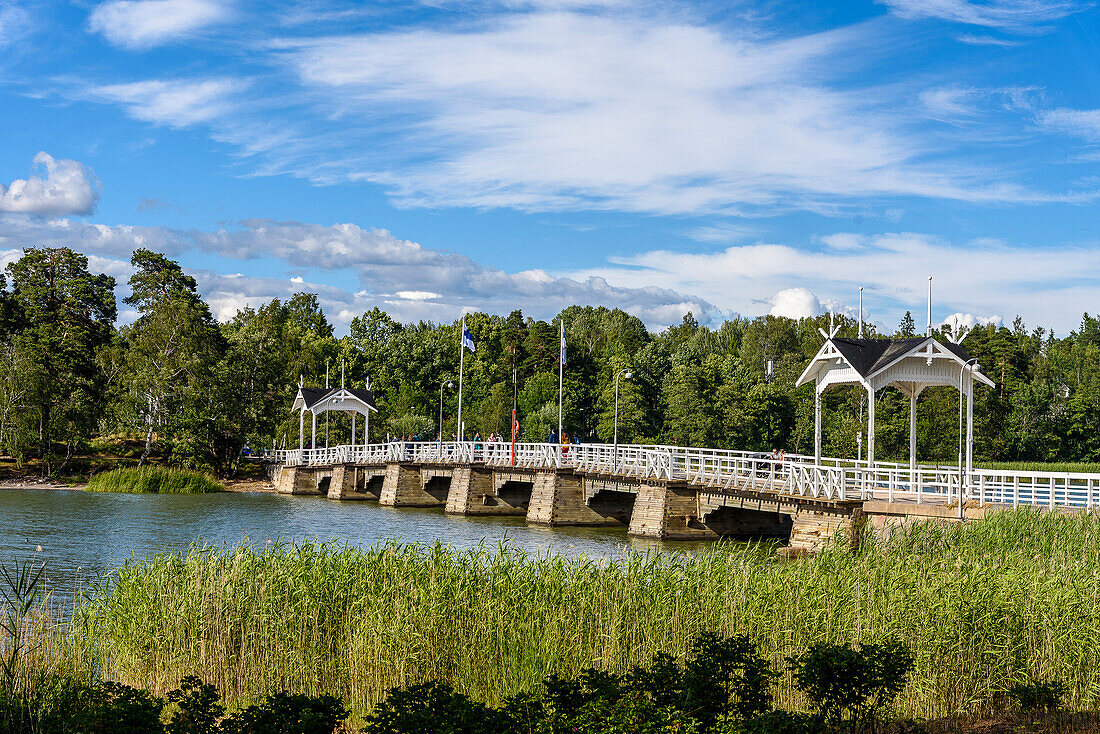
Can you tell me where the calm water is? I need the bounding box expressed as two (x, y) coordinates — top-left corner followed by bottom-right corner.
(0, 489), (693, 607)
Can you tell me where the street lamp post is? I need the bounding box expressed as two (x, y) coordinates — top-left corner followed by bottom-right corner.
(765, 357), (774, 449)
(958, 358), (980, 520)
(439, 379), (453, 458)
(613, 368), (633, 471)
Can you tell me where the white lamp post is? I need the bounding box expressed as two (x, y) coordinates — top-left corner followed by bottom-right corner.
(439, 379), (453, 458)
(613, 368), (633, 471)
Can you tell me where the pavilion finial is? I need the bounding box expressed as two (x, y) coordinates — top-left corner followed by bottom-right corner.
(298, 374), (303, 388)
(858, 287), (863, 339)
(341, 358), (345, 389)
(927, 275), (932, 337)
(325, 359), (330, 389)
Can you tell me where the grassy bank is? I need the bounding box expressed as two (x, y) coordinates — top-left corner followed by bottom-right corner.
(85, 465), (224, 494)
(63, 510), (1100, 721)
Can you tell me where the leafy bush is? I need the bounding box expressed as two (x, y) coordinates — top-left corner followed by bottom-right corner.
(86, 465), (223, 493)
(219, 691), (347, 734)
(1007, 678), (1065, 713)
(62, 681), (164, 734)
(789, 640), (913, 733)
(718, 710), (822, 734)
(362, 681), (507, 734)
(166, 676), (224, 734)
(566, 691), (698, 734)
(683, 633), (777, 727)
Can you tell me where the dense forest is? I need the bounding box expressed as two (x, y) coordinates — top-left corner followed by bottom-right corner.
(1, 246), (1099, 475)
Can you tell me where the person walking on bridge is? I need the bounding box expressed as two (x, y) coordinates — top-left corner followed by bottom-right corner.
(548, 429), (559, 444)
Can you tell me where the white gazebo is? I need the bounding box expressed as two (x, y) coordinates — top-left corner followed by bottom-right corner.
(796, 329), (994, 474)
(292, 380), (378, 452)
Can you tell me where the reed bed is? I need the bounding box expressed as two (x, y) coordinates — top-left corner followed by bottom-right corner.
(64, 511), (1100, 721)
(85, 466), (223, 494)
(976, 461), (1100, 474)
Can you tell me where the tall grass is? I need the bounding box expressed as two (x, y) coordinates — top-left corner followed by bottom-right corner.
(63, 510), (1100, 721)
(976, 461), (1100, 474)
(86, 466), (223, 494)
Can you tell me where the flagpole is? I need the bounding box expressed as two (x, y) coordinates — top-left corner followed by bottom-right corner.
(457, 318), (465, 443)
(558, 321), (564, 441)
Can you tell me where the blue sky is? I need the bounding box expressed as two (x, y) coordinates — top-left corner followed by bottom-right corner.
(0, 0), (1098, 333)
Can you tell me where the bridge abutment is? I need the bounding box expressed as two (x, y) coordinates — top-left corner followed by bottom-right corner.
(786, 505), (865, 555)
(527, 470), (620, 525)
(379, 463), (445, 507)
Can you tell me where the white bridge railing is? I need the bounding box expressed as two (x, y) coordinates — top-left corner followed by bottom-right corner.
(264, 442), (1100, 510)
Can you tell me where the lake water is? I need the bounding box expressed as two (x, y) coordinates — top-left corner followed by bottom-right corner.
(0, 489), (694, 607)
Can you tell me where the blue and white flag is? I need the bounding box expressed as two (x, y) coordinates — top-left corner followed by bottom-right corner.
(560, 322), (567, 365)
(462, 323), (476, 353)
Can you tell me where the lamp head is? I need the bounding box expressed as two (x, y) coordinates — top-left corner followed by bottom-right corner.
(624, 371), (633, 379)
(446, 380), (454, 388)
(973, 363), (981, 373)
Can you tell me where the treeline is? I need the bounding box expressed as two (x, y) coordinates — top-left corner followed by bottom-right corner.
(1, 246), (1098, 475)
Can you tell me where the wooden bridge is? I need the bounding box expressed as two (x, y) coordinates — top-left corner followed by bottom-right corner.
(267, 441), (1098, 552)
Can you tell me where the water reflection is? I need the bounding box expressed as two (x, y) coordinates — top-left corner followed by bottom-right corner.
(0, 489), (700, 608)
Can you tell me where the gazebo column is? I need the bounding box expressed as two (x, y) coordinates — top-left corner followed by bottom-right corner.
(813, 386), (822, 465)
(299, 410), (304, 452)
(866, 385), (876, 467)
(311, 411), (317, 455)
(966, 380), (974, 496)
(351, 413), (356, 448)
(909, 394), (917, 469)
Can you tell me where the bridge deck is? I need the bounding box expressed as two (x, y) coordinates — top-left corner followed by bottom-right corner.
(266, 441), (1100, 511)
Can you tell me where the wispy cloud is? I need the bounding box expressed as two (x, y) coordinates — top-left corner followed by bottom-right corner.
(0, 152), (99, 216)
(1039, 108), (1100, 142)
(88, 77), (248, 127)
(878, 0), (1086, 33)
(87, 0), (231, 49)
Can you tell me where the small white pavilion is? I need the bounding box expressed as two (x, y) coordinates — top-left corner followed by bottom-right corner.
(796, 331), (994, 473)
(292, 380), (377, 451)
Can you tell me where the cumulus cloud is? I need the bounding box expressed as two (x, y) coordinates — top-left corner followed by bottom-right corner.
(943, 312), (1002, 331)
(0, 153), (99, 216)
(88, 0), (230, 49)
(877, 0), (1083, 33)
(769, 288), (821, 319)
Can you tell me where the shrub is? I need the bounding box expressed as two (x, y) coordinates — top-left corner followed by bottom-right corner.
(166, 676), (224, 734)
(362, 681), (506, 734)
(566, 690), (699, 734)
(1007, 678), (1065, 713)
(718, 710), (822, 734)
(218, 692), (347, 734)
(789, 640), (913, 733)
(62, 681), (164, 734)
(683, 633), (777, 728)
(86, 466), (223, 494)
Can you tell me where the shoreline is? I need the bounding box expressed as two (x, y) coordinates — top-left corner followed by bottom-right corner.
(0, 478), (275, 493)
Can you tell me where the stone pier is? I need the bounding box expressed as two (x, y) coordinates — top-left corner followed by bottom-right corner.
(527, 470), (619, 525)
(786, 504), (865, 554)
(628, 482), (715, 539)
(446, 466), (527, 515)
(275, 466), (324, 495)
(327, 464), (370, 500)
(379, 463), (444, 507)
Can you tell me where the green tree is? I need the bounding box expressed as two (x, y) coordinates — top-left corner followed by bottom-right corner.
(6, 248), (116, 473)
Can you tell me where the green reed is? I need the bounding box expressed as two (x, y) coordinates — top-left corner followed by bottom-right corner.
(86, 466), (223, 494)
(64, 510), (1100, 721)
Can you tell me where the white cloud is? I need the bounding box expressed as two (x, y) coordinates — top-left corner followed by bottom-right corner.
(88, 0), (230, 49)
(0, 217), (715, 329)
(0, 153), (99, 216)
(943, 312), (1002, 331)
(0, 3), (32, 46)
(278, 12), (1049, 214)
(878, 0), (1083, 33)
(769, 288), (821, 319)
(89, 78), (247, 127)
(1038, 108), (1100, 142)
(566, 232), (1100, 333)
